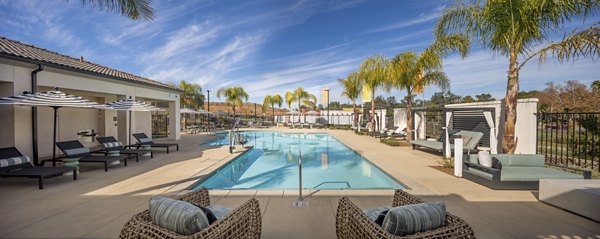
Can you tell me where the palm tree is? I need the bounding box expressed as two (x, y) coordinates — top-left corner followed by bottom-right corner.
(285, 91), (295, 109)
(179, 80), (204, 109)
(358, 54), (388, 131)
(388, 34), (470, 142)
(284, 88), (317, 122)
(79, 0), (154, 20)
(263, 94), (283, 121)
(436, 1), (599, 153)
(338, 72), (362, 128)
(216, 87), (249, 116)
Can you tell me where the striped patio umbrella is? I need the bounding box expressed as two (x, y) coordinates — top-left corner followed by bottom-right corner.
(101, 97), (163, 146)
(0, 88), (101, 165)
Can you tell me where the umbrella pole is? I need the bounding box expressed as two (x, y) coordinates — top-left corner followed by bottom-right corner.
(129, 110), (132, 146)
(52, 107), (58, 167)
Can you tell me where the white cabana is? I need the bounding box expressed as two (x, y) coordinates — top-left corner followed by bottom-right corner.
(102, 97), (163, 145)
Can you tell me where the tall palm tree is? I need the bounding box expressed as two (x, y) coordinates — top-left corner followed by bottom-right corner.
(358, 54), (388, 131)
(179, 80), (204, 109)
(263, 94), (283, 121)
(338, 72), (362, 128)
(284, 88), (317, 122)
(216, 87), (249, 116)
(388, 34), (470, 142)
(436, 0), (599, 153)
(285, 91), (295, 109)
(79, 0), (154, 20)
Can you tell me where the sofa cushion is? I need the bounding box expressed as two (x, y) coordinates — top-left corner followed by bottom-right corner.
(478, 151), (492, 167)
(492, 157), (503, 170)
(206, 204), (231, 220)
(381, 202), (446, 236)
(149, 196), (210, 235)
(507, 155), (545, 167)
(198, 206), (217, 224)
(501, 167), (585, 181)
(467, 167), (493, 179)
(363, 206), (392, 222)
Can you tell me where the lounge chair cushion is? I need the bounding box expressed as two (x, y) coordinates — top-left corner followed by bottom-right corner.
(500, 167), (584, 181)
(138, 138), (153, 144)
(0, 155), (32, 168)
(412, 140), (443, 150)
(102, 142), (122, 149)
(206, 204), (231, 220)
(478, 151), (492, 167)
(149, 196), (210, 235)
(461, 135), (472, 147)
(63, 147), (90, 157)
(381, 202), (447, 236)
(363, 206), (392, 222)
(198, 206), (217, 224)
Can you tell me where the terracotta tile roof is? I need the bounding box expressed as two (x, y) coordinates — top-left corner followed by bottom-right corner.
(0, 36), (180, 91)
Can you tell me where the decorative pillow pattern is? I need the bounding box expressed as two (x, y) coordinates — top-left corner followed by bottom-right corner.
(0, 156), (32, 168)
(149, 196), (210, 235)
(492, 157), (503, 170)
(206, 204), (232, 220)
(381, 202), (447, 236)
(477, 151), (492, 167)
(63, 147), (90, 157)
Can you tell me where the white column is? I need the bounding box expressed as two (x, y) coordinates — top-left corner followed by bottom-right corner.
(444, 111), (453, 158)
(168, 100), (181, 140)
(117, 96), (130, 145)
(454, 138), (463, 177)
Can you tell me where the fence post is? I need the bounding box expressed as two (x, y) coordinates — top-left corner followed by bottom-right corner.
(454, 138), (463, 177)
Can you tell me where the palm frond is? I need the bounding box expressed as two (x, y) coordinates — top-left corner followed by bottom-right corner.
(80, 0), (154, 20)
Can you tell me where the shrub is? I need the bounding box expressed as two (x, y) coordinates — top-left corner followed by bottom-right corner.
(380, 138), (401, 146)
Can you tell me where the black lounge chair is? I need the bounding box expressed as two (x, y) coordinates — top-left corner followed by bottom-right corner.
(132, 133), (179, 153)
(56, 140), (128, 172)
(0, 147), (76, 189)
(97, 136), (153, 162)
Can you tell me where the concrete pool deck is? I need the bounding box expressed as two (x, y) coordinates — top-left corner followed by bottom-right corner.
(0, 128), (598, 238)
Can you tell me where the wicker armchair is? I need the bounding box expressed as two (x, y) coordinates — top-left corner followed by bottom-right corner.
(119, 188), (262, 239)
(336, 190), (475, 239)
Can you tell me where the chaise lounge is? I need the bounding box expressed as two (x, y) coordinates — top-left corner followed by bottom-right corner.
(56, 140), (128, 172)
(120, 187), (262, 239)
(336, 189), (475, 238)
(0, 147), (76, 189)
(463, 154), (591, 190)
(411, 130), (483, 155)
(132, 133), (179, 154)
(97, 136), (153, 162)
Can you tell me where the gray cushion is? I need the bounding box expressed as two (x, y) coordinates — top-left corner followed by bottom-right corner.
(363, 206), (392, 222)
(102, 142), (122, 149)
(0, 155), (32, 167)
(206, 204), (231, 220)
(139, 138), (153, 143)
(63, 147), (89, 156)
(381, 202), (446, 236)
(149, 196), (210, 235)
(501, 167), (584, 181)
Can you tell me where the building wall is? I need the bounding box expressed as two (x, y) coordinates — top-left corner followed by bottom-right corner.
(0, 59), (180, 160)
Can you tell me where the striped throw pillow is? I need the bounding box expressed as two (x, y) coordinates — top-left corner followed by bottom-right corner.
(149, 197), (210, 235)
(102, 142), (122, 149)
(0, 155), (32, 168)
(206, 204), (231, 220)
(381, 202), (446, 236)
(63, 147), (90, 157)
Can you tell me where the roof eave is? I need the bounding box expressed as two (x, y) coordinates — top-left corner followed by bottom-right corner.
(0, 53), (184, 94)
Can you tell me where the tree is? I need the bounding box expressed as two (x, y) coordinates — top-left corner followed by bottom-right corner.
(358, 54), (388, 131)
(79, 0), (154, 20)
(179, 80), (204, 109)
(436, 0), (599, 153)
(462, 95), (475, 103)
(216, 87), (249, 116)
(592, 80), (600, 91)
(338, 71), (363, 127)
(387, 34), (469, 142)
(475, 93), (495, 102)
(537, 80), (599, 112)
(286, 87), (317, 122)
(263, 94), (283, 121)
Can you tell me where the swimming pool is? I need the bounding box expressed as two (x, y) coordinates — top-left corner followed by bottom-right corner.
(196, 131), (404, 190)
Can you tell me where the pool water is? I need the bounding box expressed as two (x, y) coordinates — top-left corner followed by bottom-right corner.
(196, 131), (404, 190)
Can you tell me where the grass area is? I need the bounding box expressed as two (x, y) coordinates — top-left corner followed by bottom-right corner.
(380, 138), (410, 147)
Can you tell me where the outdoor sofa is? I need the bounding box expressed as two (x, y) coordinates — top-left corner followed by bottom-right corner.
(119, 187), (262, 239)
(336, 189), (475, 238)
(97, 136), (153, 162)
(463, 154), (591, 190)
(56, 140), (128, 172)
(0, 147), (77, 189)
(132, 133), (179, 153)
(411, 130), (483, 155)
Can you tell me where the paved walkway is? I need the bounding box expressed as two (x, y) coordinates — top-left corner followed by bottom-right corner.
(0, 128), (598, 238)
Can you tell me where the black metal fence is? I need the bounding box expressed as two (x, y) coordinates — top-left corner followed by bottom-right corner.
(152, 114), (169, 138)
(536, 112), (599, 172)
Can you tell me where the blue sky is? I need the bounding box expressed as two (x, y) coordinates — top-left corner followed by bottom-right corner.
(0, 0), (598, 105)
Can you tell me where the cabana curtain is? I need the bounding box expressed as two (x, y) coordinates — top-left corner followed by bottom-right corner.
(483, 111), (498, 154)
(444, 111), (453, 158)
